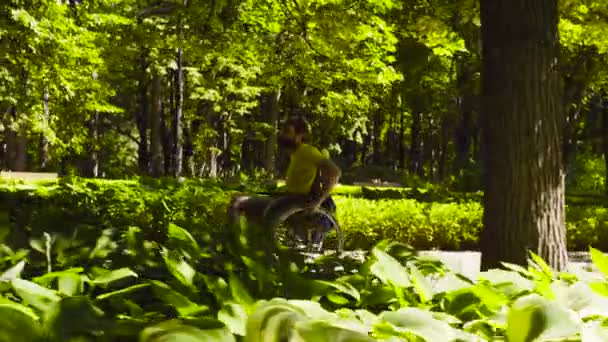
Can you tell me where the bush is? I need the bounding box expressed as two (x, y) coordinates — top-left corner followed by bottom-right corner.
(332, 198), (482, 251)
(1, 178), (608, 253)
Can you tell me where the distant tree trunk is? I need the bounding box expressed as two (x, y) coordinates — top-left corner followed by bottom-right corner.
(136, 52), (149, 174)
(479, 0), (567, 270)
(372, 109), (382, 165)
(163, 73), (174, 175)
(173, 0), (187, 177)
(150, 74), (164, 177)
(603, 95), (608, 195)
(40, 87), (50, 170)
(399, 107), (406, 169)
(438, 118), (450, 181)
(264, 89), (280, 177)
(183, 121), (194, 176)
(5, 108), (27, 171)
(409, 104), (423, 176)
(87, 111), (99, 177)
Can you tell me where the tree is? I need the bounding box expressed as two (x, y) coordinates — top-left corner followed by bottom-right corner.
(479, 0), (568, 270)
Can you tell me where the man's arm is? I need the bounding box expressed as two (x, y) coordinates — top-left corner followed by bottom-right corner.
(315, 158), (341, 202)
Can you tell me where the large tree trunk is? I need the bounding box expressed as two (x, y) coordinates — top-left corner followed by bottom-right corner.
(479, 0), (567, 270)
(150, 74), (164, 177)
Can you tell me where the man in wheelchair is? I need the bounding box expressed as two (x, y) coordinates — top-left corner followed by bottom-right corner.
(228, 116), (341, 248)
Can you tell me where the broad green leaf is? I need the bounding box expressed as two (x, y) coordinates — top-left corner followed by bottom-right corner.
(590, 247), (608, 278)
(244, 299), (306, 342)
(11, 279), (60, 312)
(376, 307), (457, 341)
(293, 320), (375, 342)
(0, 303), (43, 342)
(288, 300), (336, 321)
(140, 320), (236, 342)
(57, 273), (82, 296)
(409, 265), (434, 303)
(506, 293), (581, 342)
(370, 247), (410, 288)
(168, 223), (200, 251)
(91, 268), (137, 288)
(150, 280), (206, 317)
(228, 273), (254, 309)
(589, 281), (608, 297)
(218, 302), (247, 336)
(0, 260), (25, 281)
(528, 252), (553, 279)
(317, 279), (361, 302)
(162, 248), (196, 290)
(44, 296), (109, 340)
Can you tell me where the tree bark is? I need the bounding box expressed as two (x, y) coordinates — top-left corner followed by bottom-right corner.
(479, 0), (567, 270)
(136, 52), (149, 174)
(409, 103), (423, 176)
(602, 95), (608, 195)
(173, 0), (187, 177)
(40, 87), (50, 170)
(264, 89), (281, 177)
(150, 74), (164, 177)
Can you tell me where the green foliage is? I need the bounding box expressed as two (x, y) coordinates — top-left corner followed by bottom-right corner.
(3, 178), (608, 257)
(0, 220), (608, 342)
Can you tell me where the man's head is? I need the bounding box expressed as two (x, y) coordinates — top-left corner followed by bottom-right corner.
(279, 117), (309, 151)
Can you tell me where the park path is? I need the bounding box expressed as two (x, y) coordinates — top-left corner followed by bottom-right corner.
(303, 249), (604, 281)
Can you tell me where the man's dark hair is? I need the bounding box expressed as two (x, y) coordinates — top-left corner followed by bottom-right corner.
(285, 116), (310, 135)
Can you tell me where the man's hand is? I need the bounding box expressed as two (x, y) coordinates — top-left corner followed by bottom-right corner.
(303, 194), (323, 212)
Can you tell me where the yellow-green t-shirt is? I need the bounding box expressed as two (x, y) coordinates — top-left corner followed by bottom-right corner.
(285, 144), (329, 194)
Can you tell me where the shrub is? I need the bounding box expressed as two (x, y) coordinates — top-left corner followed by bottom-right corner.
(2, 178), (608, 253)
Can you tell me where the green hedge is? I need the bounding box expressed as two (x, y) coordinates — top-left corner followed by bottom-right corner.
(0, 178), (606, 252)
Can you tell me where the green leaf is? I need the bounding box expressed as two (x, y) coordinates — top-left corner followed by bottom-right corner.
(376, 307), (458, 341)
(317, 279), (361, 303)
(409, 265), (434, 303)
(0, 260), (25, 281)
(140, 320), (236, 342)
(370, 247), (410, 288)
(506, 293), (581, 342)
(218, 302), (248, 336)
(589, 281), (608, 297)
(11, 279), (60, 312)
(590, 247), (608, 278)
(0, 303), (43, 342)
(150, 280), (206, 317)
(44, 296), (109, 340)
(294, 320), (375, 342)
(244, 299), (306, 342)
(96, 283), (150, 301)
(91, 268), (137, 288)
(168, 223), (200, 251)
(528, 252), (554, 279)
(228, 273), (254, 309)
(162, 248), (196, 290)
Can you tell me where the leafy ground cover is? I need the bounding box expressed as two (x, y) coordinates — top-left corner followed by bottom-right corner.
(1, 177), (606, 252)
(1, 225), (608, 341)
(1, 178), (608, 340)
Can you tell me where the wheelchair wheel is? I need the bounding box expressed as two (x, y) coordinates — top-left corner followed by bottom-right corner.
(268, 205), (344, 255)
